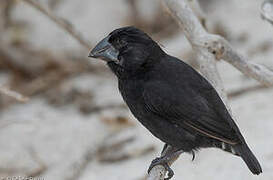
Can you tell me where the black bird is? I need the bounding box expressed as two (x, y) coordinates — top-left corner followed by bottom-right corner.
(89, 26), (262, 179)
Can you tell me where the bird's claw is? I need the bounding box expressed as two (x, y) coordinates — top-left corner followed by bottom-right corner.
(148, 157), (174, 180)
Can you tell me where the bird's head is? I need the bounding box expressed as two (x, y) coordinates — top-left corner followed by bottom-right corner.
(89, 26), (164, 72)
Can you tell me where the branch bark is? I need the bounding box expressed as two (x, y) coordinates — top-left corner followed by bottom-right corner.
(164, 0), (273, 87)
(0, 86), (29, 102)
(204, 36), (273, 86)
(162, 0), (230, 105)
(261, 0), (273, 25)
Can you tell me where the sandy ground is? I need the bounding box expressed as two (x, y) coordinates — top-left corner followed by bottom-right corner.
(0, 0), (272, 180)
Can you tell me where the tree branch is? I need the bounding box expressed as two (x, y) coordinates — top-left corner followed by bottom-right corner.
(162, 0), (229, 104)
(261, 0), (273, 26)
(22, 0), (92, 49)
(0, 85), (29, 102)
(203, 36), (273, 86)
(164, 0), (273, 87)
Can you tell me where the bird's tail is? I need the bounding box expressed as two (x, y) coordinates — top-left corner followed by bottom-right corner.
(216, 142), (262, 175)
(234, 143), (262, 175)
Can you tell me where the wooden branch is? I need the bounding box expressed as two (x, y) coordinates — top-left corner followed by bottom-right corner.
(164, 1), (273, 87)
(187, 0), (206, 28)
(22, 0), (92, 49)
(147, 146), (181, 180)
(204, 36), (273, 86)
(0, 86), (29, 102)
(147, 165), (166, 180)
(162, 0), (229, 104)
(261, 0), (273, 25)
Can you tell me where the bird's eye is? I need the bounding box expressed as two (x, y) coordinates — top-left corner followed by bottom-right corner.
(116, 39), (127, 48)
(119, 39), (127, 47)
(120, 39), (127, 45)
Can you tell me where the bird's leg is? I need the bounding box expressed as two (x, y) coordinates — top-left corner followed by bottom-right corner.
(148, 144), (183, 180)
(161, 143), (169, 155)
(191, 150), (195, 161)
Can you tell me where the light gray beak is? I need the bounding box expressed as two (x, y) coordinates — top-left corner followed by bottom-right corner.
(88, 36), (119, 62)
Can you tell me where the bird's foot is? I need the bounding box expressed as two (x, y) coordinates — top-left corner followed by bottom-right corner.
(191, 150), (195, 161)
(148, 157), (174, 180)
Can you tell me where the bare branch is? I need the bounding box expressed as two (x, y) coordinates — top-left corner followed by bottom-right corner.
(162, 0), (229, 102)
(147, 165), (166, 180)
(0, 86), (29, 102)
(147, 145), (181, 180)
(261, 0), (273, 25)
(187, 0), (206, 28)
(22, 0), (92, 49)
(164, 0), (273, 87)
(203, 36), (273, 86)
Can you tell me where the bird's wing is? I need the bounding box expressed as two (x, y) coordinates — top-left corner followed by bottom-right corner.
(143, 80), (240, 145)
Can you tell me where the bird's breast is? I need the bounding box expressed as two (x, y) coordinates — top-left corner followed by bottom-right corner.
(118, 79), (147, 118)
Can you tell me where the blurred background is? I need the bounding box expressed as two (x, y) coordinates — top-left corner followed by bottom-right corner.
(0, 0), (272, 179)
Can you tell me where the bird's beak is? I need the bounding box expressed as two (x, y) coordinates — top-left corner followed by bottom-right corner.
(88, 36), (119, 62)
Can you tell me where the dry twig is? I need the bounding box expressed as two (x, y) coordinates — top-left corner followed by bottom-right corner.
(0, 86), (29, 102)
(22, 0), (91, 49)
(261, 0), (273, 25)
